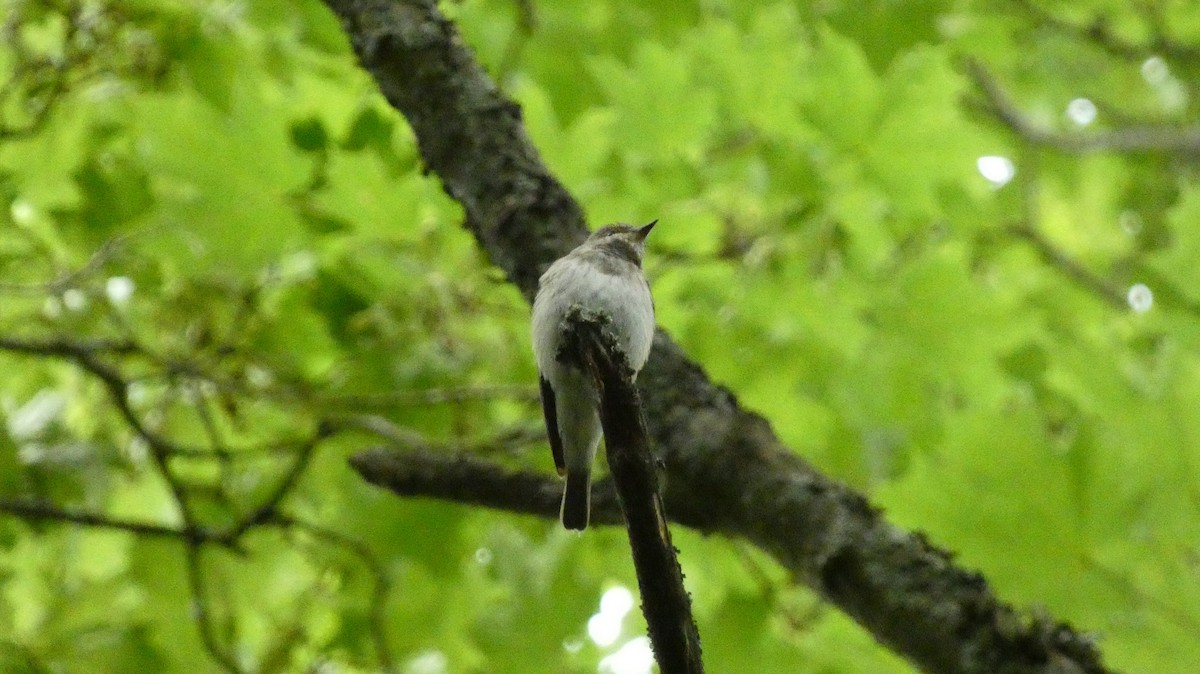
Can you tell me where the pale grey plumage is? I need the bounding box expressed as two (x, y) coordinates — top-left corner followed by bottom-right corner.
(531, 222), (657, 530)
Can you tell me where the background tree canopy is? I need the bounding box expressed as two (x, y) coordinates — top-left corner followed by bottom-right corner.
(1, 0), (1198, 672)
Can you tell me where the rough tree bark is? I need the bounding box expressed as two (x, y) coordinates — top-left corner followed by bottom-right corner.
(561, 307), (704, 674)
(321, 1), (1115, 673)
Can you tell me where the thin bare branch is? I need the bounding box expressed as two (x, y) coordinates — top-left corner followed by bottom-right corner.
(0, 498), (209, 543)
(328, 413), (543, 458)
(350, 448), (590, 522)
(0, 334), (206, 541)
(1011, 0), (1200, 66)
(185, 545), (245, 674)
(0, 234), (134, 296)
(1005, 224), (1128, 309)
(317, 384), (538, 409)
(272, 514), (397, 671)
(965, 58), (1200, 156)
(0, 334), (329, 551)
(221, 427), (330, 541)
(1082, 553), (1200, 635)
(326, 414), (443, 449)
(0, 335), (138, 357)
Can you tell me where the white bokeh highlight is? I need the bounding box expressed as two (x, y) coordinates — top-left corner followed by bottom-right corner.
(105, 276), (135, 306)
(62, 288), (87, 312)
(976, 155), (1015, 187)
(598, 637), (655, 674)
(1141, 56), (1168, 85)
(10, 199), (35, 226)
(1127, 283), (1153, 313)
(404, 650), (448, 674)
(1066, 98), (1096, 126)
(473, 547), (493, 565)
(588, 586), (634, 648)
(600, 586), (634, 617)
(8, 390), (66, 440)
(1119, 211), (1142, 236)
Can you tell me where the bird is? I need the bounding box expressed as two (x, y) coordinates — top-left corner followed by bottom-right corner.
(531, 221), (657, 530)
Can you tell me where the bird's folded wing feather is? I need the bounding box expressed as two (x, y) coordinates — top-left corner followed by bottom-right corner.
(539, 375), (566, 476)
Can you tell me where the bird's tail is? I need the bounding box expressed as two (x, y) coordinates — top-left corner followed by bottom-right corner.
(560, 469), (592, 531)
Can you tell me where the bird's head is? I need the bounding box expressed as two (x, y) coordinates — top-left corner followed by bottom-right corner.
(585, 220), (657, 265)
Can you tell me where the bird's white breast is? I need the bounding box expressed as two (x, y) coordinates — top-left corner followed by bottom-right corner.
(531, 255), (655, 381)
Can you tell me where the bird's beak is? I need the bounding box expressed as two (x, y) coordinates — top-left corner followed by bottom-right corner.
(635, 220), (658, 241)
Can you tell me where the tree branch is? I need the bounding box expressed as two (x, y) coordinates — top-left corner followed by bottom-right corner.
(0, 232), (133, 296)
(317, 384), (538, 409)
(322, 1), (1117, 672)
(222, 425), (330, 541)
(560, 307), (704, 674)
(0, 334), (204, 539)
(0, 498), (208, 542)
(1010, 0), (1200, 67)
(965, 58), (1200, 157)
(0, 335), (138, 357)
(185, 544), (245, 674)
(321, 0), (584, 298)
(1004, 224), (1200, 320)
(270, 513), (397, 670)
(1004, 224), (1127, 310)
(349, 448), (579, 520)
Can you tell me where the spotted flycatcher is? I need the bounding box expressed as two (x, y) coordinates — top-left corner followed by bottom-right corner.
(531, 222), (657, 530)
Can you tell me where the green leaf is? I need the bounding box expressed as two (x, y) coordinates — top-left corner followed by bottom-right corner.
(176, 31), (239, 112)
(290, 116), (329, 153)
(1148, 183), (1200, 298)
(588, 42), (717, 165)
(802, 25), (880, 150)
(342, 105), (396, 154)
(129, 87), (310, 275)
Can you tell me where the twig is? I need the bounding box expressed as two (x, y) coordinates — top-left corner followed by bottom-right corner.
(1082, 553), (1200, 635)
(0, 233), (134, 296)
(1005, 223), (1200, 318)
(0, 335), (329, 549)
(965, 58), (1200, 156)
(220, 426), (330, 541)
(0, 334), (203, 538)
(188, 378), (233, 465)
(272, 514), (397, 671)
(559, 307), (704, 674)
(0, 498), (215, 543)
(0, 2), (110, 140)
(329, 413), (544, 458)
(1005, 224), (1128, 309)
(0, 335), (138, 357)
(317, 384), (538, 409)
(185, 544), (245, 674)
(71, 348), (202, 520)
(325, 414), (443, 449)
(1010, 0), (1200, 66)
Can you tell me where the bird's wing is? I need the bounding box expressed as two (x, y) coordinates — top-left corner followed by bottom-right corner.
(540, 375), (566, 476)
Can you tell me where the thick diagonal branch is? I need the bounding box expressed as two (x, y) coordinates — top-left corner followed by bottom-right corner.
(321, 1), (1116, 672)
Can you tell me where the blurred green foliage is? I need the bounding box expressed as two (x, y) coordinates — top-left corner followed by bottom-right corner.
(1, 0), (1198, 672)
